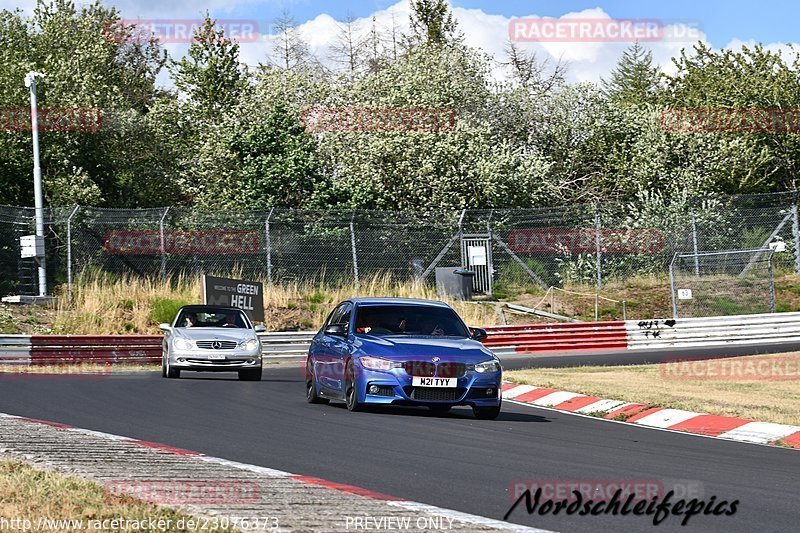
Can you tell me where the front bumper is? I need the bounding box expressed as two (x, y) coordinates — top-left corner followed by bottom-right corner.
(355, 365), (502, 407)
(168, 350), (261, 371)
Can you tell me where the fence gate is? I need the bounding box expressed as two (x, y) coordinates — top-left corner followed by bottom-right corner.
(461, 235), (493, 295)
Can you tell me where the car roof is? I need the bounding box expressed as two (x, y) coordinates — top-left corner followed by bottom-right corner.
(178, 305), (245, 312)
(348, 297), (451, 308)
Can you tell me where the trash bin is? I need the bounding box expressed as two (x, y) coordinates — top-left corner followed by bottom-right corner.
(435, 267), (476, 300)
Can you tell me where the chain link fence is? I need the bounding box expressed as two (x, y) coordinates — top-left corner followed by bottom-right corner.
(670, 249), (776, 318)
(2, 191), (800, 318)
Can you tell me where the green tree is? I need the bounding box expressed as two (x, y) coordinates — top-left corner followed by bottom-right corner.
(270, 10), (314, 71)
(0, 0), (169, 207)
(408, 0), (461, 47)
(313, 45), (550, 210)
(662, 43), (800, 193)
(191, 101), (324, 209)
(602, 42), (661, 106)
(171, 14), (246, 123)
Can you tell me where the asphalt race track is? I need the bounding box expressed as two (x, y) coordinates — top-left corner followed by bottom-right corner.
(499, 340), (800, 370)
(1, 358), (798, 533)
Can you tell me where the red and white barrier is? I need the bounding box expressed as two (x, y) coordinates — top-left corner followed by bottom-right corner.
(484, 312), (800, 354)
(0, 332), (316, 365)
(502, 382), (800, 449)
(3, 312), (800, 364)
(483, 321), (628, 354)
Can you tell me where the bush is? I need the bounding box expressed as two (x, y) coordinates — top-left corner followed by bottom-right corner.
(149, 297), (190, 325)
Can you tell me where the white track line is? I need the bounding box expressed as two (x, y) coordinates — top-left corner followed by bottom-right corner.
(717, 422), (800, 444)
(529, 391), (584, 407)
(506, 399), (799, 451)
(502, 385), (538, 399)
(631, 409), (703, 429)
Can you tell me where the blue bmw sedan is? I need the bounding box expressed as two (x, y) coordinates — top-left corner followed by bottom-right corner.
(305, 298), (502, 419)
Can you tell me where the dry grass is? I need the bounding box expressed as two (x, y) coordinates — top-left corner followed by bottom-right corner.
(29, 271), (800, 335)
(0, 459), (232, 531)
(506, 352), (800, 425)
(51, 271), (500, 335)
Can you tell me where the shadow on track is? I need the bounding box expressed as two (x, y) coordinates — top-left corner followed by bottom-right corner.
(324, 402), (550, 423)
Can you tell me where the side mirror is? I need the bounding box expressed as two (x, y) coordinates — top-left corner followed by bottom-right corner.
(254, 325), (267, 333)
(470, 327), (488, 341)
(159, 323), (172, 332)
(324, 324), (347, 337)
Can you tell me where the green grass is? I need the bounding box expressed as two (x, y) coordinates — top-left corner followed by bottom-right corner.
(149, 297), (191, 325)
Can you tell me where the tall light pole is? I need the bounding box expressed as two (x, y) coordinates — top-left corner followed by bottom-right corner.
(25, 71), (47, 297)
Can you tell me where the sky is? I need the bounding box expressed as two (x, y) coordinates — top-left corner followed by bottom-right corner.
(5, 0), (800, 86)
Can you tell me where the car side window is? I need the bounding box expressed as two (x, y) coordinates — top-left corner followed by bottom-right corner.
(325, 304), (346, 328)
(339, 304), (353, 332)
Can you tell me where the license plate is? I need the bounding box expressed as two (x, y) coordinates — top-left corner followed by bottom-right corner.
(412, 377), (456, 388)
(207, 353), (226, 360)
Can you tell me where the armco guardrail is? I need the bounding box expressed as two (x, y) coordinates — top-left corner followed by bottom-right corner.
(30, 335), (163, 364)
(484, 312), (800, 354)
(0, 332), (317, 365)
(259, 331), (315, 357)
(627, 312), (800, 349)
(0, 335), (38, 365)
(4, 313), (800, 364)
(483, 322), (628, 354)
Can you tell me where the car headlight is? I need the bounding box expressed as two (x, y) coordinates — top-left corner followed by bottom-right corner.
(239, 338), (260, 352)
(360, 356), (400, 372)
(173, 338), (193, 350)
(475, 360), (501, 373)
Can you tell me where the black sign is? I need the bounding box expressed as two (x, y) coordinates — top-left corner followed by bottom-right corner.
(202, 275), (264, 322)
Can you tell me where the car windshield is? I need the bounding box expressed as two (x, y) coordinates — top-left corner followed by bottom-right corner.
(353, 305), (469, 337)
(175, 308), (249, 329)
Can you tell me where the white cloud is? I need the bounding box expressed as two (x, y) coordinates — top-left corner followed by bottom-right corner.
(724, 38), (800, 63)
(234, 2), (711, 84)
(5, 0), (800, 88)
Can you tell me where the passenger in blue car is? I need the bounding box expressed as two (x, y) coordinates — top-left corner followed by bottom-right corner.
(420, 317), (445, 336)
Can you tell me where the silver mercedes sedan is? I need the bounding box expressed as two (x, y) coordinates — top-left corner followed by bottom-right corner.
(159, 305), (266, 381)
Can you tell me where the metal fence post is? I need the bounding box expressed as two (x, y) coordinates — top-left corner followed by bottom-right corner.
(66, 205), (80, 300)
(350, 214), (359, 288)
(691, 207), (700, 278)
(793, 190), (800, 275)
(458, 209), (466, 266)
(769, 255), (776, 313)
(265, 208), (274, 286)
(594, 293), (599, 321)
(669, 253), (678, 319)
(159, 207), (170, 282)
(594, 204), (602, 290)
